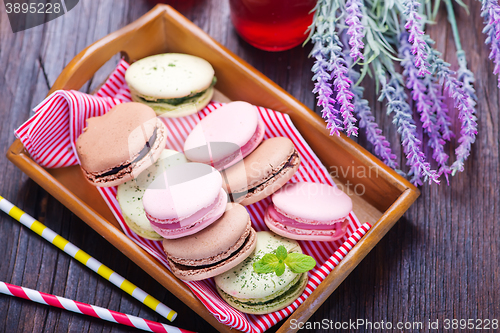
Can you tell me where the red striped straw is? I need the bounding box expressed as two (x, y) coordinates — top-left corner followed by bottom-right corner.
(0, 281), (195, 333)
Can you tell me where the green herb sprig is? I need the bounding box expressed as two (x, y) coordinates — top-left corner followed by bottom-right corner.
(253, 246), (316, 277)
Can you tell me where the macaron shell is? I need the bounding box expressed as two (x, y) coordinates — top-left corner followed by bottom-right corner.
(214, 231), (303, 300)
(272, 182), (353, 223)
(221, 137), (300, 205)
(162, 203), (250, 260)
(116, 149), (188, 240)
(125, 53), (215, 98)
(167, 227), (257, 281)
(76, 102), (158, 172)
(183, 102), (264, 166)
(150, 188), (227, 239)
(239, 155), (299, 206)
(81, 119), (168, 187)
(121, 214), (162, 240)
(143, 163), (222, 221)
(216, 272), (308, 315)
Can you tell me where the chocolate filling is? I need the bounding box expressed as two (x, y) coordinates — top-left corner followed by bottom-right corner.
(230, 150), (300, 201)
(168, 228), (254, 271)
(97, 128), (157, 178)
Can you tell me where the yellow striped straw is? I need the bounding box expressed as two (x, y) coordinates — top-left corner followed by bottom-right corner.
(0, 195), (177, 322)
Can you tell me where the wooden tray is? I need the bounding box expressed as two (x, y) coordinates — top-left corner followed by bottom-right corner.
(6, 5), (419, 333)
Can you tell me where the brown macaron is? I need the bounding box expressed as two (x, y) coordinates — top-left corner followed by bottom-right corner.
(162, 203), (257, 281)
(76, 102), (167, 187)
(221, 137), (300, 206)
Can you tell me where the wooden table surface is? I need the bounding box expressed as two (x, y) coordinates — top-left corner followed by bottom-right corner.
(0, 0), (498, 332)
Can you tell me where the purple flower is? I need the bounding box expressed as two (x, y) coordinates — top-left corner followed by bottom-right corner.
(481, 0), (500, 88)
(331, 55), (358, 136)
(345, 0), (365, 61)
(312, 46), (343, 136)
(310, 2), (358, 137)
(379, 71), (439, 185)
(403, 0), (431, 76)
(348, 68), (398, 168)
(433, 53), (478, 174)
(399, 33), (453, 181)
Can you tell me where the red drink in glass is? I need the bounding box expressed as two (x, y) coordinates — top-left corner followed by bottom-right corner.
(229, 0), (317, 52)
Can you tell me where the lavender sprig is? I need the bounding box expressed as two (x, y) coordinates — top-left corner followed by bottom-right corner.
(345, 0), (366, 61)
(431, 50), (478, 175)
(332, 52), (358, 136)
(345, 51), (398, 168)
(310, 0), (358, 137)
(403, 0), (431, 76)
(311, 46), (343, 136)
(399, 33), (453, 181)
(481, 0), (500, 88)
(377, 62), (439, 185)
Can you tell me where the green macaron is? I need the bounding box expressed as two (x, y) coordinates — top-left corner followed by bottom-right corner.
(214, 231), (309, 315)
(125, 53), (216, 117)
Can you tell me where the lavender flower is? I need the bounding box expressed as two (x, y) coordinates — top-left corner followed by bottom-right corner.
(399, 33), (453, 181)
(403, 0), (431, 76)
(311, 45), (343, 136)
(345, 52), (398, 168)
(345, 0), (365, 61)
(310, 0), (358, 136)
(331, 53), (358, 136)
(481, 0), (500, 88)
(432, 51), (478, 174)
(378, 68), (439, 185)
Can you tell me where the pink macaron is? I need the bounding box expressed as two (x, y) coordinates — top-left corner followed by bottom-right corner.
(183, 101), (265, 170)
(264, 182), (352, 242)
(143, 162), (227, 239)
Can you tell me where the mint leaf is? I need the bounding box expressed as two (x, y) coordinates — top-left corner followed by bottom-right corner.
(275, 262), (286, 276)
(253, 253), (279, 274)
(284, 253), (316, 273)
(275, 245), (288, 261)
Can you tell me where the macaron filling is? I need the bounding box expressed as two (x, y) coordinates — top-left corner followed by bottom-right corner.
(94, 128), (157, 178)
(229, 149), (300, 202)
(147, 188), (227, 238)
(266, 205), (349, 239)
(135, 77), (217, 106)
(167, 225), (255, 271)
(268, 205), (345, 229)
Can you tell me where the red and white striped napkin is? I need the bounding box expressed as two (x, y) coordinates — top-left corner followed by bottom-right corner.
(15, 60), (371, 333)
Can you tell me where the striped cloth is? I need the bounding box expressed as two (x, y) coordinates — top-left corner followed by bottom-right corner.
(15, 60), (371, 333)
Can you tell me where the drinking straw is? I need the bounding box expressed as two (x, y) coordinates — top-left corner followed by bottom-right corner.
(0, 195), (177, 322)
(0, 281), (194, 333)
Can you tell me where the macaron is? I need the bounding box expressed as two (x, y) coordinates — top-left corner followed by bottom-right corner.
(75, 102), (168, 187)
(116, 149), (188, 240)
(221, 137), (300, 206)
(183, 101), (265, 170)
(143, 162), (227, 239)
(162, 203), (257, 281)
(125, 53), (215, 117)
(265, 182), (352, 241)
(214, 231), (308, 315)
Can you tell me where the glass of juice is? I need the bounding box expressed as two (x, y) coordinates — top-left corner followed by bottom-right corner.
(229, 0), (317, 52)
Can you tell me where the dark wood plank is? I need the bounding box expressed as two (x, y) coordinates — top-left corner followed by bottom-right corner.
(0, 0), (499, 332)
